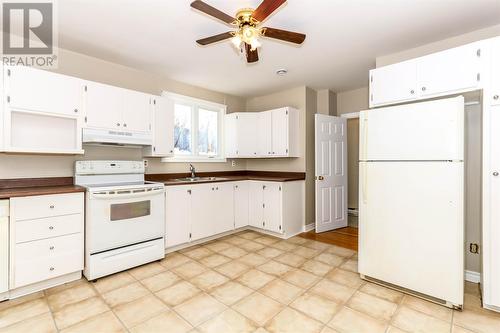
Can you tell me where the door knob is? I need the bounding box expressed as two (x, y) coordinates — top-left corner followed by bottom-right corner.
(493, 171), (499, 177)
(318, 176), (324, 181)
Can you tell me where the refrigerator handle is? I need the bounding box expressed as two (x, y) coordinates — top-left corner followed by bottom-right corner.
(361, 163), (368, 204)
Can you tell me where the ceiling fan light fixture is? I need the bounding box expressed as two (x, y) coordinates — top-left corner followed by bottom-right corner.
(231, 35), (242, 49)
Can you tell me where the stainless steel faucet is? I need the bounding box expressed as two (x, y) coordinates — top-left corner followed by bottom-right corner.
(189, 164), (196, 178)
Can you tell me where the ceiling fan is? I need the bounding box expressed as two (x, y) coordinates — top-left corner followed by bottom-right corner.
(191, 0), (306, 63)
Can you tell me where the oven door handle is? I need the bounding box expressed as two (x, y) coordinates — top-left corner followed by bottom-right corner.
(90, 188), (164, 200)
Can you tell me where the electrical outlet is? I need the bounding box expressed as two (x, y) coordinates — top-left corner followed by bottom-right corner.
(469, 243), (479, 254)
(143, 159), (148, 168)
(231, 160), (236, 167)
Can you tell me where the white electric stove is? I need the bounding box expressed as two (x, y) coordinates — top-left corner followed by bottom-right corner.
(75, 160), (165, 280)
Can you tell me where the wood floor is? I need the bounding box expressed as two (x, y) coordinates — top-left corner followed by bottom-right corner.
(299, 227), (358, 251)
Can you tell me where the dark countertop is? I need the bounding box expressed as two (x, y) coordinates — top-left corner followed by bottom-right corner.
(0, 177), (85, 199)
(146, 171), (306, 186)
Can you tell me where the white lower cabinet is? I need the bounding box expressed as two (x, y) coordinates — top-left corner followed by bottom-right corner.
(165, 180), (305, 250)
(9, 193), (84, 290)
(234, 182), (249, 229)
(164, 186), (192, 248)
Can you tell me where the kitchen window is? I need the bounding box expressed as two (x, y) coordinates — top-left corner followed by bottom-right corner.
(162, 92), (226, 162)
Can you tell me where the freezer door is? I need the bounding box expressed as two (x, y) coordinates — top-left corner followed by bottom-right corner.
(360, 96), (464, 161)
(358, 161), (464, 305)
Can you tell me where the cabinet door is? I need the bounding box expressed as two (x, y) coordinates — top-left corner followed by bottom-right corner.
(417, 42), (482, 97)
(237, 113), (259, 157)
(6, 65), (84, 116)
(234, 182), (249, 229)
(225, 113), (238, 157)
(257, 111), (273, 157)
(369, 60), (417, 107)
(85, 82), (123, 129)
(271, 108), (289, 156)
(123, 90), (151, 132)
(491, 38), (500, 106)
(489, 104), (500, 306)
(248, 182), (264, 228)
(263, 183), (283, 233)
(165, 186), (191, 248)
(152, 97), (174, 156)
(191, 184), (215, 241)
(213, 183), (235, 234)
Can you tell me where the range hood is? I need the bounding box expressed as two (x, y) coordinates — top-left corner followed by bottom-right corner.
(82, 128), (153, 147)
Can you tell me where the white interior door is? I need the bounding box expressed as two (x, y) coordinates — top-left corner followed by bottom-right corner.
(315, 114), (348, 233)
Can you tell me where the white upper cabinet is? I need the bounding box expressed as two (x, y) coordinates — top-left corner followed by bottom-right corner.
(122, 89), (151, 132)
(84, 82), (151, 133)
(417, 42), (482, 97)
(369, 60), (417, 107)
(143, 97), (174, 157)
(5, 65), (84, 117)
(225, 113), (238, 157)
(369, 40), (486, 108)
(85, 81), (123, 129)
(225, 108), (299, 158)
(225, 112), (259, 158)
(258, 111), (273, 156)
(491, 37), (500, 106)
(3, 66), (84, 154)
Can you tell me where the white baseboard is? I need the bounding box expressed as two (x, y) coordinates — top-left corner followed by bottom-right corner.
(303, 223), (315, 232)
(465, 270), (481, 283)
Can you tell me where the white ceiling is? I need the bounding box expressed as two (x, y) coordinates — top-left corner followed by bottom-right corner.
(58, 0), (500, 97)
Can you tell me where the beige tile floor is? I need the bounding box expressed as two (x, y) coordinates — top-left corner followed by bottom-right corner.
(0, 230), (499, 333)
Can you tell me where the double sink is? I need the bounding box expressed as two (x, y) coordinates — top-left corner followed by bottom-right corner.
(171, 177), (230, 183)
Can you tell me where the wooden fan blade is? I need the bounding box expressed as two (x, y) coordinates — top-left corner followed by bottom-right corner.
(245, 43), (259, 63)
(190, 0), (236, 24)
(261, 27), (306, 44)
(252, 0), (287, 22)
(196, 32), (234, 45)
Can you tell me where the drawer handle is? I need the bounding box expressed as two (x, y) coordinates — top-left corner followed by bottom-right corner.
(49, 226), (54, 230)
(49, 267), (55, 271)
(494, 95), (499, 100)
(49, 205), (55, 209)
(49, 246), (55, 250)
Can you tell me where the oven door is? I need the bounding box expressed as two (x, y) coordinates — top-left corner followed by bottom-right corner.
(86, 187), (165, 253)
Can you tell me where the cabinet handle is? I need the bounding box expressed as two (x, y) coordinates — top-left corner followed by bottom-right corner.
(49, 267), (55, 271)
(494, 95), (499, 100)
(74, 109), (78, 113)
(49, 246), (55, 250)
(493, 172), (499, 177)
(117, 123), (121, 127)
(49, 226), (54, 230)
(421, 87), (426, 92)
(49, 205), (55, 209)
(216, 187), (219, 190)
(170, 150), (174, 153)
(123, 123), (127, 128)
(410, 90), (414, 94)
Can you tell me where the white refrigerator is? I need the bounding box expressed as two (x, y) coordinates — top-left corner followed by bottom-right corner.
(358, 96), (465, 308)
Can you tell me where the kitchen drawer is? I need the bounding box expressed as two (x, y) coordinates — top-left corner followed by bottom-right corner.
(15, 213), (82, 243)
(12, 233), (83, 288)
(11, 193), (83, 221)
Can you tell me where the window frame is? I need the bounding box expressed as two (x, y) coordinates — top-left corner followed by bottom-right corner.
(161, 91), (227, 163)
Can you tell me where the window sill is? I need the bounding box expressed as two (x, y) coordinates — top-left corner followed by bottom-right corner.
(161, 156), (228, 163)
